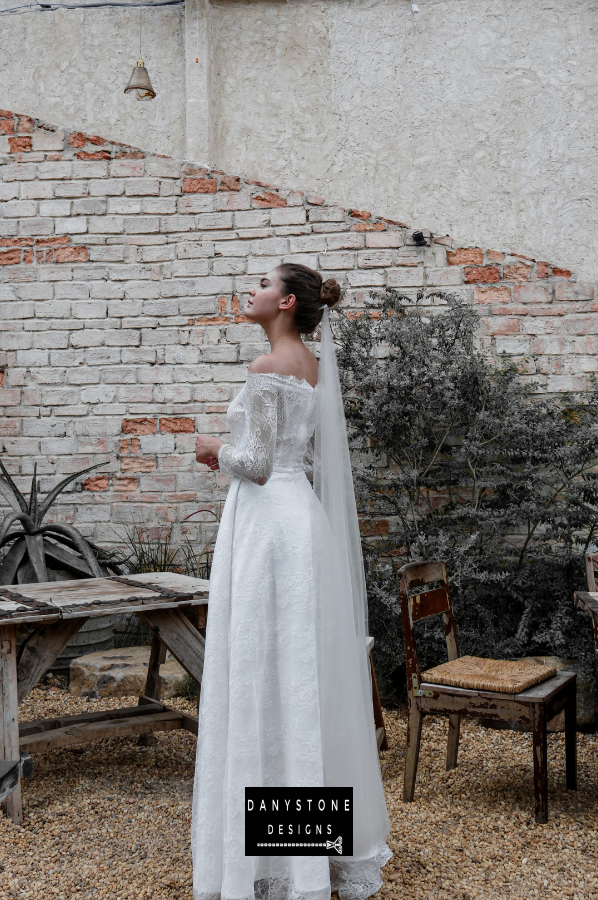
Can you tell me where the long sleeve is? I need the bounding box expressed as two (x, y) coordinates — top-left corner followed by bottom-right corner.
(217, 380), (278, 486)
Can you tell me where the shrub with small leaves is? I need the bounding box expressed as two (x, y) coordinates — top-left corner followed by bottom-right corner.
(335, 289), (598, 703)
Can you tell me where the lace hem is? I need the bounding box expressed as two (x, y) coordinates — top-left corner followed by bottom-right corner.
(193, 843), (393, 900)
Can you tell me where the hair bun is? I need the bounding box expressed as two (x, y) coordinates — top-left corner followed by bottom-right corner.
(320, 278), (341, 308)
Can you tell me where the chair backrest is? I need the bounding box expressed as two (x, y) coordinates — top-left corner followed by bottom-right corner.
(585, 553), (598, 592)
(398, 560), (460, 693)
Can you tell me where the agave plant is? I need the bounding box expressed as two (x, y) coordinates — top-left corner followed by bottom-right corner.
(0, 457), (122, 585)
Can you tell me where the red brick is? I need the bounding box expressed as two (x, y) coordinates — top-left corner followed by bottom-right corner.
(114, 151), (145, 159)
(122, 417), (156, 434)
(183, 165), (209, 177)
(503, 265), (530, 282)
(183, 177), (217, 193)
(380, 217), (410, 228)
(513, 284), (551, 304)
(76, 150), (110, 160)
(16, 116), (34, 134)
(159, 417), (195, 433)
(306, 195), (324, 205)
(252, 191), (287, 208)
(487, 250), (505, 262)
(247, 179), (279, 189)
(0, 119), (14, 135)
(55, 247), (89, 263)
(218, 296), (227, 314)
(87, 134), (109, 145)
(233, 315), (252, 323)
(350, 210), (371, 220)
(113, 475), (138, 491)
(553, 267), (572, 278)
(447, 248), (483, 265)
(511, 253), (535, 262)
(8, 136), (31, 153)
(68, 132), (86, 148)
(0, 238), (33, 247)
(359, 518), (389, 536)
(464, 266), (501, 284)
(0, 110), (13, 119)
(192, 315), (230, 325)
(219, 175), (241, 191)
(0, 250), (21, 266)
(231, 295), (240, 314)
(36, 236), (70, 247)
(131, 438), (139, 453)
(536, 262), (550, 278)
(23, 249), (33, 264)
(483, 316), (520, 336)
(82, 474), (109, 491)
(120, 457), (156, 473)
(350, 223), (385, 232)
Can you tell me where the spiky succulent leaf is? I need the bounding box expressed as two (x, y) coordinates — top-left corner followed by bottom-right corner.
(0, 456), (28, 514)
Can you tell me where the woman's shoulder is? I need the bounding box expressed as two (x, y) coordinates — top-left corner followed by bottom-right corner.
(248, 354), (318, 388)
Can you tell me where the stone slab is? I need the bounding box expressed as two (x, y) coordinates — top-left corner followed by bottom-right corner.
(69, 646), (189, 699)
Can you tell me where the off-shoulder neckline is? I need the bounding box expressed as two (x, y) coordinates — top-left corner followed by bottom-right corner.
(246, 370), (317, 391)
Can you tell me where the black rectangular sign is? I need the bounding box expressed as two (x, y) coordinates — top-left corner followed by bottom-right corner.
(245, 787), (353, 857)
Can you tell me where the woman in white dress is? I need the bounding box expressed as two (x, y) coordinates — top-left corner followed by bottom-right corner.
(192, 264), (392, 900)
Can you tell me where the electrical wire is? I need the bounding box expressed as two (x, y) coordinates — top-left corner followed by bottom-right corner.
(0, 0), (182, 14)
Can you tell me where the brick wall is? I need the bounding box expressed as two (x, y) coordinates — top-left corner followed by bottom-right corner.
(1, 111), (597, 546)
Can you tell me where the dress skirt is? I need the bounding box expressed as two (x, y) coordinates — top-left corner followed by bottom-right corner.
(191, 466), (392, 900)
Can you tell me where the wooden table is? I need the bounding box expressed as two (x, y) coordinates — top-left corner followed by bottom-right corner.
(0, 572), (209, 825)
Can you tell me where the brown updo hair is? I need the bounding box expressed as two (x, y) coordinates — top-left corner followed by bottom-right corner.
(276, 263), (342, 335)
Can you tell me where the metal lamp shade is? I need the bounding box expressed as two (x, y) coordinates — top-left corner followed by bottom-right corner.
(124, 58), (156, 100)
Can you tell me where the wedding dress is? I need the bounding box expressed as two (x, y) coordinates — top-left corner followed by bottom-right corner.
(191, 368), (392, 900)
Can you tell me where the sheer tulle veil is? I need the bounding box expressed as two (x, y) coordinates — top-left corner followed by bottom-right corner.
(312, 305), (392, 872)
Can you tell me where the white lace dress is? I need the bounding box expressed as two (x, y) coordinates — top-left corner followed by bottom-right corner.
(191, 371), (392, 900)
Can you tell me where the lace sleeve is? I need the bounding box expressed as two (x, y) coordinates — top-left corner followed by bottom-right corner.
(303, 431), (315, 480)
(217, 379), (278, 486)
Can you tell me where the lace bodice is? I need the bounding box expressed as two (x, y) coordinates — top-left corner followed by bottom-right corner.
(217, 372), (317, 485)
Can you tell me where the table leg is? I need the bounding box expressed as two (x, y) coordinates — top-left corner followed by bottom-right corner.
(138, 609), (205, 685)
(532, 703), (548, 824)
(138, 635), (167, 746)
(565, 680), (577, 791)
(17, 618), (87, 703)
(0, 625), (22, 825)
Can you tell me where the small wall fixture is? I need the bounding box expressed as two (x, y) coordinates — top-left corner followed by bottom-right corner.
(124, 58), (156, 100)
(412, 231), (429, 246)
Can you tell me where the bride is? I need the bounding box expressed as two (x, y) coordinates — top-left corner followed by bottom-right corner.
(192, 263), (392, 900)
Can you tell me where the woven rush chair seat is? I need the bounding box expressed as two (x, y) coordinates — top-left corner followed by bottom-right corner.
(422, 655), (557, 694)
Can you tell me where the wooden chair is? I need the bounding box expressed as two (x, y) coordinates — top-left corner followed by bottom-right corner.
(367, 636), (388, 751)
(398, 560), (577, 824)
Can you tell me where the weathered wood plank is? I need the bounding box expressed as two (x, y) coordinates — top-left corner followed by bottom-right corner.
(0, 624), (22, 824)
(139, 609), (205, 685)
(138, 636), (168, 746)
(0, 759), (19, 804)
(20, 710), (183, 753)
(19, 701), (163, 738)
(139, 695), (198, 736)
(17, 618), (87, 703)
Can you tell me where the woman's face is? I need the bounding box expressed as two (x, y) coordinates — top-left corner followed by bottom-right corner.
(244, 269), (295, 324)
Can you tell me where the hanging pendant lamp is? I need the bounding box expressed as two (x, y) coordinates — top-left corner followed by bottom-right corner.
(124, 9), (156, 101)
(124, 57), (156, 100)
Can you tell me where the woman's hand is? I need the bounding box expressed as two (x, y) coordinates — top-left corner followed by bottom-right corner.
(196, 435), (224, 468)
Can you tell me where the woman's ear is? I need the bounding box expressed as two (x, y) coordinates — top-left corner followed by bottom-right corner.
(280, 293), (296, 311)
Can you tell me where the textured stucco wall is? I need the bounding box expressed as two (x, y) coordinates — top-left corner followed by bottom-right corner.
(0, 4), (185, 157)
(210, 0), (598, 283)
(1, 0), (597, 281)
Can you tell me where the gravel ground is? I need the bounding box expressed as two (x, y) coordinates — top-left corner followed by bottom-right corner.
(1, 676), (598, 900)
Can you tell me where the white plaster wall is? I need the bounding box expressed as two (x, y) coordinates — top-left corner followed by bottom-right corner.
(0, 3), (185, 157)
(210, 0), (598, 282)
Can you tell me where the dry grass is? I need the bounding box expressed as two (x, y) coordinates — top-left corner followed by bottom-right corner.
(1, 678), (597, 900)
